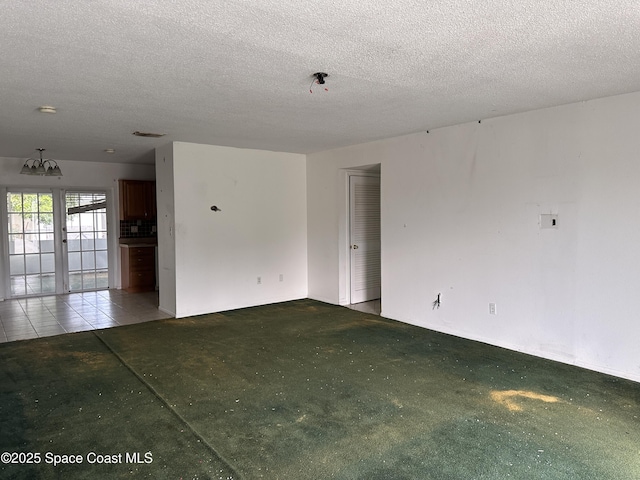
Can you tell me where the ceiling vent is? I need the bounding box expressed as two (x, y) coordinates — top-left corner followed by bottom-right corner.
(132, 131), (165, 138)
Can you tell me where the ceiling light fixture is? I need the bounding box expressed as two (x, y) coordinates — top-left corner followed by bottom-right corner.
(20, 148), (63, 176)
(104, 148), (116, 154)
(38, 105), (57, 114)
(313, 72), (328, 84)
(310, 72), (329, 93)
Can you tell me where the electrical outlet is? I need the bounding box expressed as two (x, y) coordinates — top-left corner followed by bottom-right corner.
(279, 274), (284, 282)
(257, 276), (262, 285)
(489, 303), (497, 315)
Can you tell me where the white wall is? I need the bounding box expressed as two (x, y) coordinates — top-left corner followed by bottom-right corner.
(154, 145), (176, 316)
(0, 156), (155, 298)
(307, 90), (640, 383)
(0, 157), (155, 188)
(157, 142), (307, 318)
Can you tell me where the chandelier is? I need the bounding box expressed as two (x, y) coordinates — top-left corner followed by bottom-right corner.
(20, 148), (63, 176)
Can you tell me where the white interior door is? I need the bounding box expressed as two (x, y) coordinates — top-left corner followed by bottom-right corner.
(349, 175), (381, 304)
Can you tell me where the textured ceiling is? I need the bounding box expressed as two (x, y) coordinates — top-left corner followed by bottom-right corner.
(1, 1), (640, 165)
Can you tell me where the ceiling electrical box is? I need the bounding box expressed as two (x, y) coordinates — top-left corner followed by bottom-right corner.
(540, 214), (558, 229)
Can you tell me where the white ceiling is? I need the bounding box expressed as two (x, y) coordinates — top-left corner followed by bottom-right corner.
(2, 1), (640, 165)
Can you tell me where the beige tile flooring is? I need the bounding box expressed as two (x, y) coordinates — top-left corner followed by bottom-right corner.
(0, 290), (172, 343)
(346, 299), (381, 315)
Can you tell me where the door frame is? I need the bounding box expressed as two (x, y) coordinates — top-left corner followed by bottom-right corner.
(338, 165), (381, 307)
(62, 189), (113, 293)
(0, 186), (118, 299)
(1, 187), (64, 298)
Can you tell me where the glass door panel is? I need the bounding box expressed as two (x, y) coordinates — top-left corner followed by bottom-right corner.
(7, 192), (56, 296)
(65, 192), (108, 292)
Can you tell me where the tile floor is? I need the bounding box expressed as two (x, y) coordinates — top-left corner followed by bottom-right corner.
(0, 290), (172, 343)
(346, 299), (381, 315)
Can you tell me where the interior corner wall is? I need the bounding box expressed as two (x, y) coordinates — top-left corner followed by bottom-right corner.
(169, 142), (307, 318)
(155, 144), (176, 316)
(307, 90), (640, 383)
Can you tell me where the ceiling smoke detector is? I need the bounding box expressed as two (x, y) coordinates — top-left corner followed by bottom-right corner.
(132, 131), (165, 138)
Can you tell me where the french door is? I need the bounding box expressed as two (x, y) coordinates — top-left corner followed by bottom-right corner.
(64, 192), (109, 292)
(7, 191), (58, 296)
(4, 189), (110, 297)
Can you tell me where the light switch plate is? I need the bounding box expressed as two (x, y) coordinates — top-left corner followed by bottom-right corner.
(540, 214), (558, 229)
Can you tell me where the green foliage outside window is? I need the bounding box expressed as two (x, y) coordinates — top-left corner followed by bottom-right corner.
(8, 193), (54, 225)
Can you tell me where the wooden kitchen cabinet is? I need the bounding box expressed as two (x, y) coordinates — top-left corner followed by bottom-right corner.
(121, 245), (156, 292)
(119, 180), (156, 220)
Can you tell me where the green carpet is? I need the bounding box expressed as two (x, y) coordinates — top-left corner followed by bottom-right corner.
(1, 299), (639, 479)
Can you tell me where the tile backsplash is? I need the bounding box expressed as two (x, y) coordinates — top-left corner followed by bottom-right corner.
(120, 219), (157, 238)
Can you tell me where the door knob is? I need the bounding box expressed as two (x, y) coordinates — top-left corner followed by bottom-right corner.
(62, 239), (67, 243)
(352, 244), (359, 249)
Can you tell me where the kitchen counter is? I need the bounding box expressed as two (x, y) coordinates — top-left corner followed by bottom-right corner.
(119, 237), (157, 247)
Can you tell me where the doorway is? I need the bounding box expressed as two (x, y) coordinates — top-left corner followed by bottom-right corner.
(64, 192), (109, 292)
(349, 174), (381, 306)
(4, 189), (110, 298)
